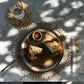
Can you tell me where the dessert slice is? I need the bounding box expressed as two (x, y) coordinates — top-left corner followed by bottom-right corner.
(42, 33), (54, 42)
(44, 41), (63, 54)
(28, 45), (43, 61)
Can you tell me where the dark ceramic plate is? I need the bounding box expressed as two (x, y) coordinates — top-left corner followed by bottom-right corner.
(21, 28), (63, 72)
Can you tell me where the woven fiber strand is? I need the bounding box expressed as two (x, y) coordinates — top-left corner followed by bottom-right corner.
(8, 2), (31, 26)
(13, 23), (71, 80)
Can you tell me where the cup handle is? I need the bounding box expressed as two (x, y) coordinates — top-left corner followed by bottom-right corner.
(75, 39), (79, 53)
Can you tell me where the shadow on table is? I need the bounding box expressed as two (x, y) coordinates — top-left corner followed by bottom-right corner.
(0, 0), (84, 82)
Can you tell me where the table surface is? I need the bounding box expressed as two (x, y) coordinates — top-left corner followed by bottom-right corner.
(0, 0), (84, 82)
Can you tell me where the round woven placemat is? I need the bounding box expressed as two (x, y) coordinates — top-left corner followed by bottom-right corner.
(8, 2), (31, 26)
(13, 23), (71, 80)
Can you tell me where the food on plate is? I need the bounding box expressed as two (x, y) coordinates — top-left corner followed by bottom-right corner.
(44, 41), (63, 54)
(43, 59), (54, 68)
(42, 33), (54, 42)
(28, 45), (43, 61)
(33, 32), (42, 40)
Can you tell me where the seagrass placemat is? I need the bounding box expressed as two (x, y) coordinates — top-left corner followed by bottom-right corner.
(13, 23), (71, 80)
